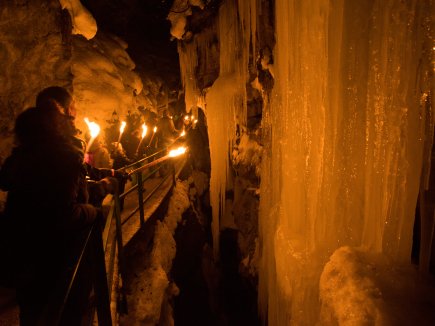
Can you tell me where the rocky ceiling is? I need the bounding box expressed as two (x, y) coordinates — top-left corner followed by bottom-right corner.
(80, 0), (222, 90)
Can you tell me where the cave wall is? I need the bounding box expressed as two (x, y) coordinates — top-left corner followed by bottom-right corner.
(71, 32), (145, 140)
(0, 0), (72, 160)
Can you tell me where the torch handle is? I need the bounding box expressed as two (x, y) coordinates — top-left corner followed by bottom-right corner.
(128, 154), (170, 175)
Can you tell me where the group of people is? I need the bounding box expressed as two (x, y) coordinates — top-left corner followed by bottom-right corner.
(0, 86), (120, 325)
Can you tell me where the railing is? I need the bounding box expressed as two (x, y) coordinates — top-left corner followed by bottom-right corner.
(38, 144), (185, 326)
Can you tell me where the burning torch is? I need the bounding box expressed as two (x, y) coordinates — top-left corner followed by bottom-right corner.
(117, 121), (126, 146)
(84, 117), (100, 153)
(135, 123), (148, 154)
(128, 146), (187, 175)
(148, 126), (157, 147)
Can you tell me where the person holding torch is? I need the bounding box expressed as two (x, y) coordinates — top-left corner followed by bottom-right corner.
(35, 86), (127, 206)
(0, 106), (102, 325)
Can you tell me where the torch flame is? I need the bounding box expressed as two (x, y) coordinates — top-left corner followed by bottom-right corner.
(153, 126), (157, 133)
(141, 123), (148, 139)
(180, 130), (186, 137)
(168, 146), (187, 157)
(84, 117), (100, 138)
(193, 119), (198, 124)
(184, 115), (190, 120)
(119, 121), (126, 134)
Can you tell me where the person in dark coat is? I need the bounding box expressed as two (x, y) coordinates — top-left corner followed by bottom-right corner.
(36, 86), (122, 207)
(110, 142), (133, 210)
(0, 107), (100, 325)
(156, 109), (178, 149)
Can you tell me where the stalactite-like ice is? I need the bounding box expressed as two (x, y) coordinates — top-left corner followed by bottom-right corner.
(206, 0), (241, 258)
(178, 0), (256, 257)
(259, 0), (433, 325)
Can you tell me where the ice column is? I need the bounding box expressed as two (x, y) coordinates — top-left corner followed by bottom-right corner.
(258, 0), (433, 324)
(205, 0), (248, 257)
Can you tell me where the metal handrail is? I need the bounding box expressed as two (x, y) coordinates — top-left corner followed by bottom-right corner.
(41, 140), (186, 325)
(37, 222), (111, 326)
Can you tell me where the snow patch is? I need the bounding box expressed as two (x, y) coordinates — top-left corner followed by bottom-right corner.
(232, 133), (263, 176)
(124, 180), (190, 324)
(320, 246), (435, 326)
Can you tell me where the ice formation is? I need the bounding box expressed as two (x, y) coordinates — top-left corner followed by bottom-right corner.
(167, 0), (205, 40)
(58, 0), (97, 39)
(258, 0), (434, 325)
(178, 0), (434, 324)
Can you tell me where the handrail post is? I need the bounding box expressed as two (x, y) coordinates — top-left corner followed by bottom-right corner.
(92, 224), (112, 326)
(172, 160), (176, 186)
(114, 192), (128, 314)
(137, 171), (145, 226)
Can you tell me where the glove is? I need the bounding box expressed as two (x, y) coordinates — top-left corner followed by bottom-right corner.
(100, 177), (118, 195)
(114, 170), (131, 181)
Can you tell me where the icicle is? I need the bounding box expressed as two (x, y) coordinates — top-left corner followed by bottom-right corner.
(178, 40), (199, 110)
(205, 0), (248, 258)
(178, 25), (218, 112)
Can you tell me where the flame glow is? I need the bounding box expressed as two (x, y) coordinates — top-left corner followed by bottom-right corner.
(84, 117), (100, 138)
(141, 123), (148, 139)
(119, 121), (126, 134)
(184, 115), (190, 120)
(180, 130), (186, 137)
(168, 146), (187, 157)
(153, 126), (157, 133)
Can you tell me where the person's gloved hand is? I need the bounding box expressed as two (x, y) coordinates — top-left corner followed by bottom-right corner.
(100, 177), (118, 195)
(114, 170), (131, 181)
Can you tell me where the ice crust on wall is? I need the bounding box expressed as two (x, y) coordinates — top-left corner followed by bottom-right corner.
(259, 0), (433, 325)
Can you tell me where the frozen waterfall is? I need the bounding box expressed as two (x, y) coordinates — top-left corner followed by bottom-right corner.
(177, 0), (434, 324)
(259, 0), (434, 325)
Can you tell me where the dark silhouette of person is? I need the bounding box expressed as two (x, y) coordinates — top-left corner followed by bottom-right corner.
(0, 106), (100, 325)
(36, 86), (122, 207)
(110, 142), (133, 210)
(156, 109), (178, 149)
(186, 108), (211, 174)
(154, 110), (179, 177)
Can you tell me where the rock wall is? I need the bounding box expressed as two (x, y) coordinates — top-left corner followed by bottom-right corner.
(0, 0), (72, 160)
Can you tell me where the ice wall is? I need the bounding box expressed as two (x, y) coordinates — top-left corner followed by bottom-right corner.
(259, 0), (433, 325)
